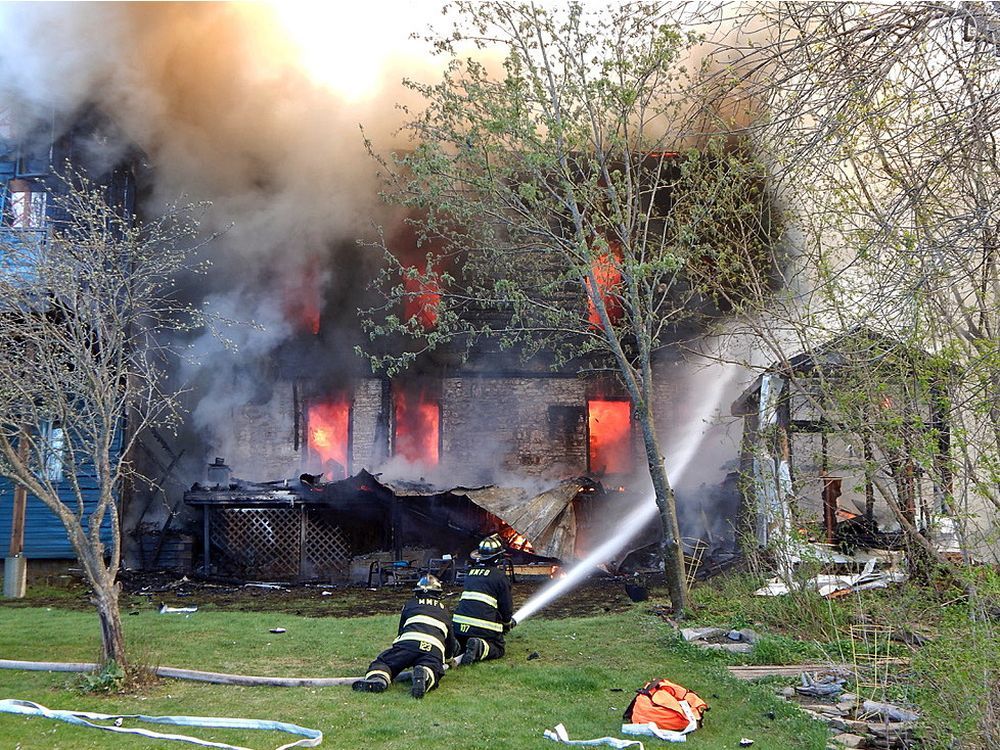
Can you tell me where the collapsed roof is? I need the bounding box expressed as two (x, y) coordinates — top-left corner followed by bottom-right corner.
(186, 469), (659, 563)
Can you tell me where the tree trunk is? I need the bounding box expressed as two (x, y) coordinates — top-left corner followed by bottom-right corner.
(635, 401), (688, 615)
(92, 580), (127, 668)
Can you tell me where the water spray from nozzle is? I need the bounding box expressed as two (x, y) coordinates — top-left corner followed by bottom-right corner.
(512, 500), (658, 623)
(511, 364), (740, 625)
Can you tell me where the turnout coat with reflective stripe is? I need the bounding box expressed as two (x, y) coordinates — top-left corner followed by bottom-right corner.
(453, 563), (513, 636)
(392, 596), (458, 661)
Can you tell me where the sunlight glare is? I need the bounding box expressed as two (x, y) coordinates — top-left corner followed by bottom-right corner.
(263, 1), (430, 101)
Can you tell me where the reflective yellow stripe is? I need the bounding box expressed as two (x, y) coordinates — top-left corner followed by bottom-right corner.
(366, 669), (391, 682)
(425, 669), (436, 689)
(453, 614), (503, 632)
(460, 591), (499, 608)
(481, 640), (491, 659)
(394, 631), (446, 654)
(403, 615), (449, 637)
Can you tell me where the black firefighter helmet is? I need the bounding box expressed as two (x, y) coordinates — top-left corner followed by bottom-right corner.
(472, 534), (505, 563)
(414, 575), (443, 596)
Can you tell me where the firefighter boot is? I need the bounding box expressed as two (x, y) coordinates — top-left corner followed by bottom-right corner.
(461, 637), (486, 666)
(410, 665), (432, 699)
(352, 674), (389, 693)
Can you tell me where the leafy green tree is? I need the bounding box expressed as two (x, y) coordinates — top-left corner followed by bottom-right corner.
(363, 2), (777, 613)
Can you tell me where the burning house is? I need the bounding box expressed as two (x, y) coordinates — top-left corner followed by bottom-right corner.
(183, 468), (646, 582)
(0, 4), (749, 585)
(171, 357), (681, 581)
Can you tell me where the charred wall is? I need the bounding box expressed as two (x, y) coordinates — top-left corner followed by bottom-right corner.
(443, 376), (589, 481)
(193, 370), (671, 485)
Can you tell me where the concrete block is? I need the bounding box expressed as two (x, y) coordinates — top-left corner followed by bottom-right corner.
(681, 626), (723, 641)
(738, 628), (761, 643)
(702, 642), (753, 654)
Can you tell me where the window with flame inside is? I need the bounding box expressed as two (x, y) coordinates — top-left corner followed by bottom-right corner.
(587, 399), (632, 476)
(393, 385), (441, 466)
(307, 399), (351, 480)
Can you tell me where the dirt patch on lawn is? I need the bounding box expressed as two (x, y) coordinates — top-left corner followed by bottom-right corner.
(0, 570), (656, 620)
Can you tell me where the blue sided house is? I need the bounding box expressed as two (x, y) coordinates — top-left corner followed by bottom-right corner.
(0, 105), (140, 561)
(0, 433), (121, 558)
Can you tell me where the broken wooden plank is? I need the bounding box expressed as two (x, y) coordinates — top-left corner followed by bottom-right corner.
(727, 664), (851, 680)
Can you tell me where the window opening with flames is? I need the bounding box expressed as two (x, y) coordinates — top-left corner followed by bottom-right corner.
(392, 383), (441, 465)
(587, 399), (632, 476)
(307, 396), (352, 480)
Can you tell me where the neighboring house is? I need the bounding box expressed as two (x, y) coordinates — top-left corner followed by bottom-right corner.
(0, 433), (123, 559)
(0, 106), (140, 563)
(730, 328), (953, 552)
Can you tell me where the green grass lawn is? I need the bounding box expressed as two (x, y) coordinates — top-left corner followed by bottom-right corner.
(0, 601), (830, 749)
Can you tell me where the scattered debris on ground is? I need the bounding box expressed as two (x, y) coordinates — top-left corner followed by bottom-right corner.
(728, 665), (850, 681)
(680, 626), (759, 654)
(754, 546), (907, 598)
(797, 672), (847, 698)
(771, 676), (921, 749)
(7, 569), (650, 620)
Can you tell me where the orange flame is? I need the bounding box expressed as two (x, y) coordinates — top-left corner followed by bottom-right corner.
(404, 273), (440, 330)
(393, 386), (440, 465)
(391, 220), (443, 331)
(285, 256), (322, 335)
(308, 398), (350, 479)
(499, 525), (535, 553)
(588, 399), (632, 475)
(585, 243), (623, 328)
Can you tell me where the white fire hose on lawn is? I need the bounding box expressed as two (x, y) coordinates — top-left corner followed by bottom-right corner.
(0, 699), (322, 750)
(0, 657), (463, 747)
(0, 657), (449, 686)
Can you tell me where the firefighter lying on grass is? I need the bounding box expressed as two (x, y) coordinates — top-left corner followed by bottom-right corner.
(453, 534), (516, 664)
(352, 575), (458, 699)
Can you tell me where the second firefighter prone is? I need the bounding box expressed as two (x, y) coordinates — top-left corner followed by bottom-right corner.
(352, 534), (518, 699)
(353, 574), (458, 699)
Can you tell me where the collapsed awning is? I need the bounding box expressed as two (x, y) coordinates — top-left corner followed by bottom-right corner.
(378, 476), (590, 560)
(186, 470), (660, 564)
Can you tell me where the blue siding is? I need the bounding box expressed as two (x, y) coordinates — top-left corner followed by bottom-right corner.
(0, 485), (114, 558)
(0, 436), (120, 559)
(1, 110), (133, 561)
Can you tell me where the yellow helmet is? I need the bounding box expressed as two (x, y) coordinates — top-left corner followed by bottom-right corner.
(414, 575), (443, 595)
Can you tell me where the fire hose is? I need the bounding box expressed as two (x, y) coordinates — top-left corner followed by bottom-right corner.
(0, 657), (469, 747)
(0, 659), (356, 687)
(0, 657), (454, 686)
(0, 698), (322, 750)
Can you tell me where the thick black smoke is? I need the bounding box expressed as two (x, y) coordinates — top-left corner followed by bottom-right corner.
(0, 3), (439, 466)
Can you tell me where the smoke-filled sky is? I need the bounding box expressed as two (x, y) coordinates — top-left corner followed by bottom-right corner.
(0, 3), (753, 496)
(0, 2), (454, 451)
